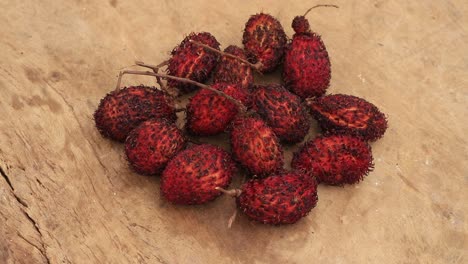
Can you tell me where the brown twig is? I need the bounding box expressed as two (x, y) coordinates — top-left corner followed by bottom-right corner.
(115, 71), (125, 91)
(215, 186), (242, 228)
(303, 4), (339, 17)
(135, 60), (169, 90)
(188, 40), (263, 73)
(119, 70), (247, 113)
(227, 210), (238, 229)
(115, 61), (170, 91)
(304, 97), (315, 106)
(215, 187), (242, 197)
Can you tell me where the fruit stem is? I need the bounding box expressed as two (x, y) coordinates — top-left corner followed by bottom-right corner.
(303, 4), (339, 17)
(227, 209), (238, 229)
(215, 187), (242, 197)
(119, 70), (247, 113)
(188, 40), (263, 74)
(115, 71), (125, 91)
(304, 97), (314, 105)
(115, 60), (170, 91)
(135, 60), (169, 71)
(135, 60), (170, 91)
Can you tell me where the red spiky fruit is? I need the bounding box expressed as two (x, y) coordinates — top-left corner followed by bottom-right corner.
(291, 16), (310, 34)
(292, 135), (374, 185)
(243, 13), (287, 73)
(161, 144), (236, 205)
(213, 45), (254, 89)
(283, 29), (331, 98)
(94, 86), (176, 142)
(125, 119), (186, 175)
(230, 117), (284, 176)
(252, 84), (310, 143)
(186, 83), (250, 136)
(237, 171), (318, 225)
(308, 94), (388, 141)
(168, 32), (220, 94)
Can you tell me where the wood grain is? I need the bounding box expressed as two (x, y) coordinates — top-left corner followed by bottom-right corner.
(0, 0), (467, 263)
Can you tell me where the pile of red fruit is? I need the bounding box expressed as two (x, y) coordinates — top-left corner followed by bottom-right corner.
(94, 6), (388, 225)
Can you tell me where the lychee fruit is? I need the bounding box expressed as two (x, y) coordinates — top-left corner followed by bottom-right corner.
(94, 86), (176, 142)
(230, 117), (284, 176)
(242, 13), (287, 73)
(186, 83), (250, 136)
(168, 32), (220, 94)
(213, 45), (254, 89)
(236, 171), (318, 225)
(252, 84), (310, 143)
(161, 144), (236, 205)
(292, 135), (373, 185)
(308, 94), (388, 141)
(283, 11), (331, 99)
(125, 119), (186, 175)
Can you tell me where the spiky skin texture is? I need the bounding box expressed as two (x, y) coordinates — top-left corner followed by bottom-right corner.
(161, 144), (236, 205)
(292, 135), (374, 185)
(230, 117), (284, 176)
(94, 86), (176, 142)
(168, 32), (220, 94)
(237, 171), (318, 225)
(283, 33), (331, 98)
(292, 16), (310, 34)
(243, 13), (287, 73)
(186, 83), (250, 136)
(252, 84), (310, 144)
(213, 45), (254, 90)
(125, 119), (186, 175)
(309, 94), (388, 141)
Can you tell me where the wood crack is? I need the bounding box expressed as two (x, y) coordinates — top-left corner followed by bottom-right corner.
(17, 232), (50, 264)
(0, 165), (51, 264)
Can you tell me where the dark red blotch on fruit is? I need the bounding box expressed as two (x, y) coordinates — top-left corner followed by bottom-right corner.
(161, 144), (236, 205)
(168, 32), (220, 94)
(252, 84), (310, 143)
(186, 83), (250, 136)
(230, 117), (284, 176)
(237, 171), (318, 225)
(125, 119), (186, 175)
(292, 134), (374, 185)
(94, 86), (176, 142)
(308, 94), (388, 141)
(243, 13), (287, 73)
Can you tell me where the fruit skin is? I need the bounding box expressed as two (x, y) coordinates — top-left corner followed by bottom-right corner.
(237, 171), (318, 225)
(283, 31), (331, 98)
(230, 117), (284, 176)
(243, 13), (287, 73)
(292, 135), (374, 185)
(94, 86), (176, 142)
(308, 94), (388, 141)
(213, 45), (254, 90)
(186, 83), (251, 136)
(168, 32), (220, 94)
(291, 16), (310, 35)
(252, 84), (310, 143)
(125, 119), (186, 175)
(161, 144), (236, 205)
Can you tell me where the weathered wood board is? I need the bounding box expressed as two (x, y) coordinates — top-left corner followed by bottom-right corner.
(0, 0), (467, 263)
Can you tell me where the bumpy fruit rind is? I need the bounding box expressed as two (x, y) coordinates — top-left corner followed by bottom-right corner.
(292, 134), (374, 185)
(237, 171), (318, 225)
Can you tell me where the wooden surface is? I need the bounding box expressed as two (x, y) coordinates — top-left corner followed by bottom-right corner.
(1, 0), (467, 263)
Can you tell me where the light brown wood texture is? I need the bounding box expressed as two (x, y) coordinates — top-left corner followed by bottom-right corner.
(1, 0), (467, 263)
